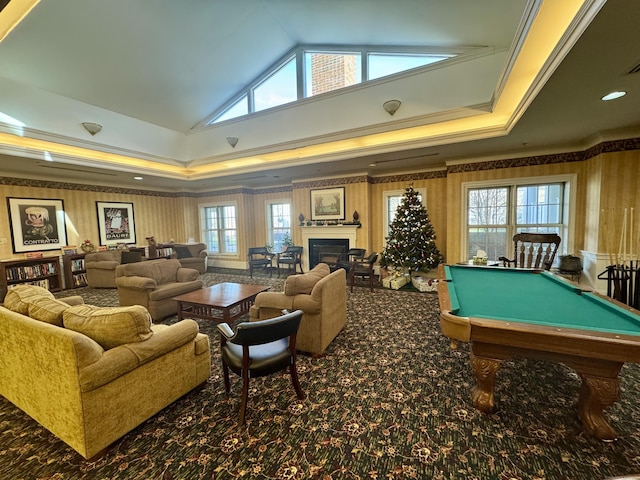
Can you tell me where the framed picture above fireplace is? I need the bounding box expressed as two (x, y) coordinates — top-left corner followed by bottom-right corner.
(310, 187), (345, 221)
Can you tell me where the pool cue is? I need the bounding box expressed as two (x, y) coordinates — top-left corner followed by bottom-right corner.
(602, 209), (615, 298)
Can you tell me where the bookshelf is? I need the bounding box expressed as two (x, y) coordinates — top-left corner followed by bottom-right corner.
(62, 253), (87, 289)
(148, 244), (173, 259)
(0, 256), (63, 301)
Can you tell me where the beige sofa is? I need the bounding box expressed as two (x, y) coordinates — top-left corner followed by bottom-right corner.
(249, 263), (347, 355)
(85, 250), (144, 288)
(0, 285), (211, 460)
(116, 258), (203, 321)
(171, 243), (208, 274)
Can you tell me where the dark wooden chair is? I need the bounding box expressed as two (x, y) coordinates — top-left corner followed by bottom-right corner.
(217, 310), (305, 425)
(498, 232), (561, 270)
(350, 252), (378, 292)
(277, 246), (304, 277)
(247, 247), (272, 278)
(335, 248), (366, 273)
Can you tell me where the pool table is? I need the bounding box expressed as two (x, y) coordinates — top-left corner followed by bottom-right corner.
(437, 264), (640, 440)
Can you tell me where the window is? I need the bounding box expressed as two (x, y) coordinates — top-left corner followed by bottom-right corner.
(464, 177), (572, 262)
(304, 51), (361, 97)
(383, 188), (426, 240)
(254, 56), (297, 112)
(368, 53), (450, 80)
(200, 203), (237, 254)
(267, 201), (291, 252)
(206, 45), (458, 125)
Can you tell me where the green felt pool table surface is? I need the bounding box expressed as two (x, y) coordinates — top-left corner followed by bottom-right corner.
(443, 265), (640, 336)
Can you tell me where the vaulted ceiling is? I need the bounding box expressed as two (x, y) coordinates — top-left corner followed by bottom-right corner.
(0, 0), (637, 191)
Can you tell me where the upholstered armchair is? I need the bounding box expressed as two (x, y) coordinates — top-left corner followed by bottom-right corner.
(171, 243), (208, 274)
(249, 263), (347, 356)
(85, 250), (143, 288)
(115, 259), (203, 321)
(85, 250), (123, 288)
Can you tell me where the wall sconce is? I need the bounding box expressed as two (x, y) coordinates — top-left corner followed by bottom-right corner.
(383, 100), (401, 116)
(226, 136), (239, 148)
(81, 122), (102, 136)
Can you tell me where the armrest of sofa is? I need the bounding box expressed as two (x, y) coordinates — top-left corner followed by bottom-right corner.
(253, 292), (296, 312)
(177, 268), (200, 282)
(60, 295), (85, 306)
(79, 319), (201, 392)
(116, 275), (158, 290)
(198, 250), (208, 259)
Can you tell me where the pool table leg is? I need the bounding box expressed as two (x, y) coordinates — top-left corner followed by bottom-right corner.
(577, 374), (620, 441)
(470, 353), (502, 413)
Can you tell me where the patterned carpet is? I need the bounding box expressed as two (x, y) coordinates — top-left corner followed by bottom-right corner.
(2, 268), (640, 479)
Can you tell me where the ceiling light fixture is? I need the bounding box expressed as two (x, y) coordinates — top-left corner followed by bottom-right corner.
(601, 91), (627, 101)
(81, 122), (102, 136)
(133, 176), (143, 180)
(226, 136), (239, 148)
(383, 99), (401, 116)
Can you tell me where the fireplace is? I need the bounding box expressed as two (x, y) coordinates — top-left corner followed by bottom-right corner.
(309, 239), (349, 269)
(300, 225), (359, 272)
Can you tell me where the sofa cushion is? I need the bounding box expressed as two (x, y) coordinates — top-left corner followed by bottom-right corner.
(28, 297), (71, 327)
(63, 305), (153, 350)
(284, 263), (330, 295)
(174, 246), (192, 259)
(4, 285), (54, 314)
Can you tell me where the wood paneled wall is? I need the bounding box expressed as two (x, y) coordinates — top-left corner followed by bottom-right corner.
(1, 147), (639, 265)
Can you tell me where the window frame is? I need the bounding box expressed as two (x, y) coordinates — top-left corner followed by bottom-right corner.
(461, 174), (576, 262)
(204, 44), (462, 125)
(199, 201), (239, 256)
(265, 199), (292, 253)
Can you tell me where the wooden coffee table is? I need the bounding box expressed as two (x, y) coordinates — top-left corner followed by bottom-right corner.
(172, 283), (270, 323)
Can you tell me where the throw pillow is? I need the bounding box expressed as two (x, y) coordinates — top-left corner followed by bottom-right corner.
(174, 246), (192, 259)
(284, 263), (330, 295)
(63, 305), (153, 350)
(4, 285), (54, 314)
(28, 297), (71, 327)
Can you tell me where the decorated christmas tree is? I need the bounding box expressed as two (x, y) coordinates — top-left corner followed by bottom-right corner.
(380, 185), (443, 275)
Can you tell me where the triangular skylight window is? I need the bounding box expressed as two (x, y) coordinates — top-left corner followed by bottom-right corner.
(204, 46), (454, 126)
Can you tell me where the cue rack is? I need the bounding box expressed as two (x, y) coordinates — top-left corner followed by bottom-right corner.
(598, 207), (640, 308)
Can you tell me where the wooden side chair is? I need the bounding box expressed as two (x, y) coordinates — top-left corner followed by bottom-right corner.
(335, 248), (366, 273)
(247, 247), (272, 278)
(350, 252), (379, 292)
(499, 233), (561, 270)
(277, 246), (304, 277)
(217, 310), (305, 425)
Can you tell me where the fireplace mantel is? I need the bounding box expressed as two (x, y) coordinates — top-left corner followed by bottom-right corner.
(300, 225), (359, 272)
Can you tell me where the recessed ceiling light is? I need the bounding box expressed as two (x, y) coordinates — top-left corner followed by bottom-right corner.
(601, 91), (627, 101)
(133, 176), (143, 180)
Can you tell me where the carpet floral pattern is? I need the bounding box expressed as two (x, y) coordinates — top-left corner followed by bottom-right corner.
(1, 268), (640, 479)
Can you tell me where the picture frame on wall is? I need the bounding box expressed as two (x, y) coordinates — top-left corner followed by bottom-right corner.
(7, 197), (68, 253)
(310, 187), (345, 221)
(96, 201), (136, 246)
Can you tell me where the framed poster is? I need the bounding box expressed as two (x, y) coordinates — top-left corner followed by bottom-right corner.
(96, 201), (136, 246)
(7, 197), (68, 253)
(310, 187), (345, 221)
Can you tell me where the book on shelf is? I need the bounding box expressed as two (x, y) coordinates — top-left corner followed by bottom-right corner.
(61, 246), (77, 255)
(7, 278), (50, 290)
(24, 252), (44, 259)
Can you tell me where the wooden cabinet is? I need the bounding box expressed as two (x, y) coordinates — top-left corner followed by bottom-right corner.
(62, 253), (87, 289)
(0, 256), (63, 300)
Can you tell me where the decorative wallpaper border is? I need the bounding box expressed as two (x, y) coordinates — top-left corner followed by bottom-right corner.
(2, 137), (638, 196)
